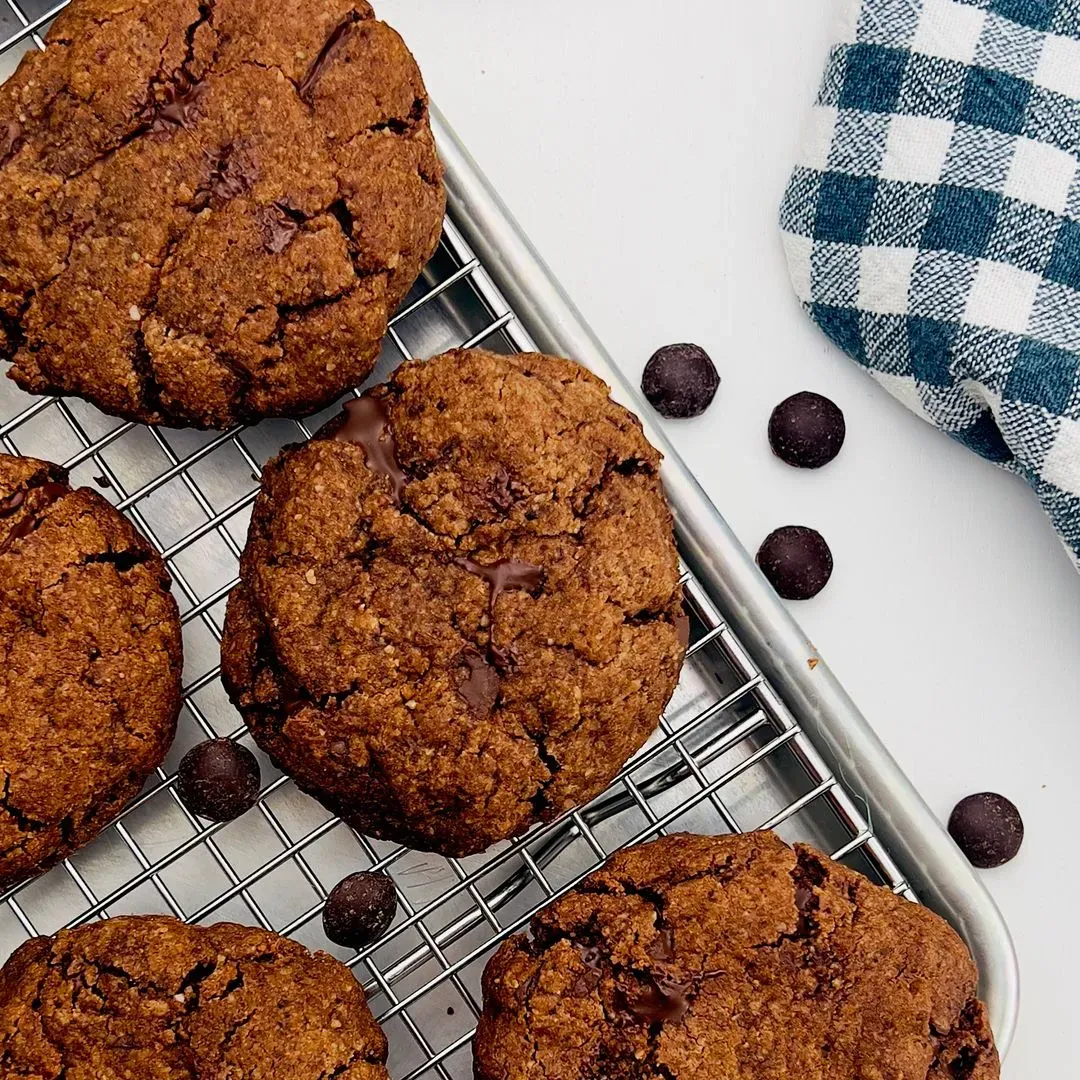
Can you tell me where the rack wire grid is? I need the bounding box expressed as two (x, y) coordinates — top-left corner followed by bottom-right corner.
(1, 5), (914, 1077)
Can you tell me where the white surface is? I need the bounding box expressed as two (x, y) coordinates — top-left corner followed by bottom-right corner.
(382, 0), (1079, 1072)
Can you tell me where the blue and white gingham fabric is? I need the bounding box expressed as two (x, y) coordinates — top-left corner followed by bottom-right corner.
(781, 0), (1080, 566)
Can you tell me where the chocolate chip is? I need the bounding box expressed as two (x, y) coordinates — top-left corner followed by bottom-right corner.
(0, 481), (69, 556)
(148, 75), (207, 135)
(646, 928), (676, 963)
(258, 202), (303, 255)
(484, 467), (515, 513)
(0, 119), (23, 167)
(616, 975), (691, 1025)
(756, 526), (833, 600)
(948, 793), (1023, 869)
(641, 344), (720, 419)
(194, 142), (258, 211)
(454, 646), (501, 717)
(334, 395), (408, 506)
(571, 943), (605, 995)
(299, 11), (362, 102)
(176, 739), (261, 822)
(0, 490), (25, 516)
(322, 871), (398, 950)
(768, 391), (846, 469)
(453, 556), (544, 618)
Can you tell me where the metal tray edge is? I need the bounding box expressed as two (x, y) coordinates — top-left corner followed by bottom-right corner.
(430, 105), (1020, 1057)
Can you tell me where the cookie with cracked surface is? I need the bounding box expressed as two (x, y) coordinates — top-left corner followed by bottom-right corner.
(0, 0), (444, 428)
(221, 349), (686, 856)
(0, 915), (389, 1078)
(475, 832), (1000, 1080)
(0, 453), (182, 890)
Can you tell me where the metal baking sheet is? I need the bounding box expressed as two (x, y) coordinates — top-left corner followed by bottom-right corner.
(0, 4), (1018, 1074)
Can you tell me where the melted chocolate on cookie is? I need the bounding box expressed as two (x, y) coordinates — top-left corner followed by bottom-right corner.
(453, 556), (544, 617)
(0, 481), (69, 556)
(299, 11), (361, 102)
(335, 396), (408, 505)
(454, 646), (502, 717)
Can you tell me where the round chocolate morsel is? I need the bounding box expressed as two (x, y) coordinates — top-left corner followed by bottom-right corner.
(769, 391), (846, 469)
(323, 871), (398, 950)
(177, 739), (261, 822)
(948, 793), (1024, 869)
(641, 344), (720, 419)
(756, 526), (833, 600)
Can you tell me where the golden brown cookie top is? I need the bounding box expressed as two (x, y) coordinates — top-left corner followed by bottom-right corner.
(0, 453), (182, 889)
(476, 831), (1000, 1080)
(0, 916), (389, 1078)
(221, 349), (686, 856)
(0, 0), (444, 427)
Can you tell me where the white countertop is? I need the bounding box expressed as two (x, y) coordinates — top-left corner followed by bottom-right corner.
(383, 0), (1079, 1072)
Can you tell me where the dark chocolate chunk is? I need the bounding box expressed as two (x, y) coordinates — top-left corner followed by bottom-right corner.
(571, 943), (605, 995)
(322, 870), (398, 950)
(194, 142), (258, 211)
(34, 481), (70, 504)
(149, 75), (207, 135)
(0, 480), (69, 556)
(258, 202), (304, 255)
(0, 490), (25, 516)
(641, 344), (720, 419)
(176, 739), (261, 822)
(487, 642), (517, 672)
(616, 975), (691, 1025)
(646, 928), (676, 963)
(453, 556), (544, 618)
(795, 882), (815, 914)
(756, 526), (833, 601)
(335, 395), (408, 506)
(768, 391), (846, 469)
(454, 646), (501, 717)
(0, 119), (22, 167)
(948, 793), (1024, 869)
(299, 11), (361, 102)
(484, 467), (516, 513)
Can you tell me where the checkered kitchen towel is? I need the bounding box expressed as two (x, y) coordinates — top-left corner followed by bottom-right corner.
(781, 0), (1080, 566)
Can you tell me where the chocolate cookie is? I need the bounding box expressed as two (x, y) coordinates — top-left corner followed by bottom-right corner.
(221, 349), (686, 856)
(475, 832), (999, 1080)
(0, 916), (389, 1078)
(0, 0), (444, 428)
(0, 454), (182, 889)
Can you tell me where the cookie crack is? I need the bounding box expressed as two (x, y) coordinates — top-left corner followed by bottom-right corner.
(750, 849), (828, 954)
(0, 474), (69, 557)
(929, 1000), (995, 1079)
(0, 773), (48, 836)
(219, 1007), (256, 1054)
(297, 9), (371, 105)
(317, 1047), (366, 1080)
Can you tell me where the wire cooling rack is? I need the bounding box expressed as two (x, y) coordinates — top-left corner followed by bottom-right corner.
(1, 5), (914, 1077)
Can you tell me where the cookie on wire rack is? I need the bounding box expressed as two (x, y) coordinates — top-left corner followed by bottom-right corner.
(0, 916), (390, 1078)
(475, 831), (1000, 1080)
(0, 453), (182, 890)
(0, 0), (445, 428)
(221, 348), (688, 857)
